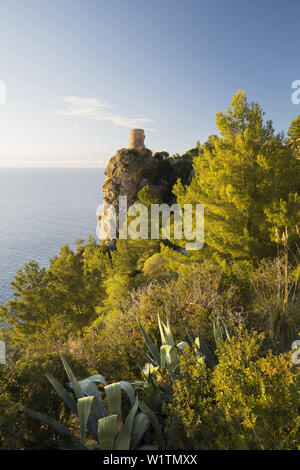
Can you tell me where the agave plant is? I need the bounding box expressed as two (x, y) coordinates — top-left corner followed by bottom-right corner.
(21, 354), (162, 450)
(139, 313), (185, 382)
(138, 312), (224, 384)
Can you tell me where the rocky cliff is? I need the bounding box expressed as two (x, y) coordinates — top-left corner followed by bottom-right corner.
(98, 146), (171, 247)
(102, 147), (168, 207)
(98, 131), (195, 248)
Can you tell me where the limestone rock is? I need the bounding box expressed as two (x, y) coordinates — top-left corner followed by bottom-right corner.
(99, 147), (169, 248)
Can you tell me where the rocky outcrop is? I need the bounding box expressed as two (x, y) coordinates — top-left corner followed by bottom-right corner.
(98, 147), (170, 248)
(98, 129), (195, 248)
(103, 147), (153, 206)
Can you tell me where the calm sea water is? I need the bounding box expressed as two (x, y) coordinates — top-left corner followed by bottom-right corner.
(0, 168), (104, 304)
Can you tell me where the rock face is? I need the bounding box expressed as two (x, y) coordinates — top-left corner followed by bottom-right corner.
(102, 147), (153, 206)
(98, 129), (195, 248)
(98, 139), (170, 248)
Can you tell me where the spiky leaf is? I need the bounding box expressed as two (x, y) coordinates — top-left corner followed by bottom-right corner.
(119, 381), (135, 407)
(138, 319), (160, 364)
(60, 354), (84, 400)
(78, 396), (94, 444)
(20, 404), (84, 449)
(98, 414), (121, 450)
(158, 314), (168, 345)
(46, 372), (78, 416)
(114, 396), (139, 450)
(105, 382), (122, 417)
(131, 413), (150, 449)
(139, 400), (163, 446)
(78, 378), (107, 417)
(160, 344), (180, 371)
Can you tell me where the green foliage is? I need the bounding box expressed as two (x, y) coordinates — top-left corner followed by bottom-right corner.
(0, 341), (90, 449)
(166, 330), (300, 449)
(288, 115), (300, 158)
(247, 257), (300, 351)
(98, 238), (160, 317)
(138, 185), (161, 206)
(163, 352), (215, 449)
(142, 151), (193, 202)
(142, 254), (167, 277)
(139, 311), (219, 384)
(174, 90), (300, 262)
(0, 384), (23, 449)
(265, 193), (300, 244)
(0, 238), (109, 339)
(23, 355), (160, 450)
(1, 92), (300, 450)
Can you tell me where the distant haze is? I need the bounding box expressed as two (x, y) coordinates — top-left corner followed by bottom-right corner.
(0, 0), (299, 168)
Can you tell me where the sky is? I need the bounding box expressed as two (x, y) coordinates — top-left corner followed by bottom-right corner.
(0, 0), (299, 168)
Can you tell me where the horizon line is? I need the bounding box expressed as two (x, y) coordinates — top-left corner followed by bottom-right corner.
(0, 165), (106, 169)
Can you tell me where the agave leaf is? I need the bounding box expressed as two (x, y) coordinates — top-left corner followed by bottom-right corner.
(119, 381), (135, 407)
(138, 319), (160, 365)
(165, 311), (175, 346)
(89, 398), (106, 440)
(142, 363), (159, 376)
(138, 399), (164, 446)
(46, 372), (78, 416)
(176, 341), (189, 353)
(78, 396), (94, 445)
(105, 382), (122, 417)
(78, 378), (107, 417)
(194, 336), (201, 351)
(143, 365), (161, 388)
(129, 380), (148, 388)
(20, 404), (85, 449)
(84, 374), (107, 386)
(98, 414), (122, 450)
(160, 344), (180, 371)
(145, 353), (157, 366)
(185, 328), (194, 346)
(131, 413), (150, 449)
(143, 365), (164, 393)
(60, 354), (84, 400)
(114, 396), (139, 450)
(157, 314), (168, 345)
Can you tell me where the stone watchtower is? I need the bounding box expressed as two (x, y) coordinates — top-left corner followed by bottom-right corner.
(129, 129), (145, 151)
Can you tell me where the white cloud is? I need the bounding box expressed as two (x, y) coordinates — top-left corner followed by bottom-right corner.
(57, 96), (152, 128)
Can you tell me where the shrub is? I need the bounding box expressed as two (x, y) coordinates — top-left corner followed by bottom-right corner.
(165, 330), (300, 450)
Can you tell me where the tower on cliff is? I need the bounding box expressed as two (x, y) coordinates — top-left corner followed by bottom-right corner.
(129, 129), (145, 151)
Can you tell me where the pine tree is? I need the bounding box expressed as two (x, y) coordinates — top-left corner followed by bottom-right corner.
(174, 91), (300, 263)
(287, 115), (300, 159)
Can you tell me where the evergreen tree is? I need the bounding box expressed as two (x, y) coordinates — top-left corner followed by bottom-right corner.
(174, 91), (300, 262)
(0, 239), (107, 338)
(287, 114), (300, 159)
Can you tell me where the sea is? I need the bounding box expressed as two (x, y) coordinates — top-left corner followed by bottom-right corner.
(0, 168), (105, 305)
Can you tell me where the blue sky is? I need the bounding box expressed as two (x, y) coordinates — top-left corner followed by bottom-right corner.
(0, 0), (299, 167)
